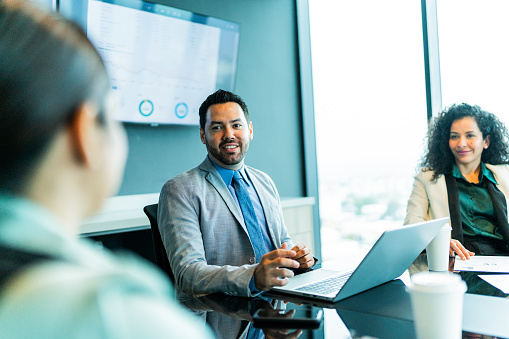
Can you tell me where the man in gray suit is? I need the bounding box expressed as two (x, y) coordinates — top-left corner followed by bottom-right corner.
(158, 90), (314, 297)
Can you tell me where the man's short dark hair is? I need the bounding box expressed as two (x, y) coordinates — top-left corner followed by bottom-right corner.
(198, 90), (249, 130)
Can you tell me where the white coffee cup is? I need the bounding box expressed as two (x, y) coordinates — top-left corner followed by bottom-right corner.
(426, 223), (452, 272)
(407, 272), (467, 339)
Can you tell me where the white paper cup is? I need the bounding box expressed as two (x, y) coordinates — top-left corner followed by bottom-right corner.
(407, 272), (467, 339)
(426, 223), (452, 272)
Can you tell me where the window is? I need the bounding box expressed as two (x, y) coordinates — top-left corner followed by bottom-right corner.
(309, 0), (427, 261)
(437, 0), (509, 123)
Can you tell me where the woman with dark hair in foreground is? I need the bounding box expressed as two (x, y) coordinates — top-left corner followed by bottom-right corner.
(405, 103), (509, 259)
(0, 1), (212, 337)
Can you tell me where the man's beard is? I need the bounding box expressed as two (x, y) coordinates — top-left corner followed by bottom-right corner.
(205, 139), (248, 166)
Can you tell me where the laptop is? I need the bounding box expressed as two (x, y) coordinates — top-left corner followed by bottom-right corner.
(271, 217), (449, 302)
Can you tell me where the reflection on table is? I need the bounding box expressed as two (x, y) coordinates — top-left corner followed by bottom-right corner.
(179, 293), (313, 339)
(409, 252), (509, 298)
(178, 257), (509, 339)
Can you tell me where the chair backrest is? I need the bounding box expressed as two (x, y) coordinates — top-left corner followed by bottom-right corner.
(143, 204), (175, 283)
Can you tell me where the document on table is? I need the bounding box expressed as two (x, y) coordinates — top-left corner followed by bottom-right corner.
(479, 275), (509, 293)
(454, 255), (509, 273)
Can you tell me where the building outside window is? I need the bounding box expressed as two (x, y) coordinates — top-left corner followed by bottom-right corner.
(309, 0), (427, 262)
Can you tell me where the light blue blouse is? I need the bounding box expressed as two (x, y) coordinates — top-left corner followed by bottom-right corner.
(0, 194), (213, 338)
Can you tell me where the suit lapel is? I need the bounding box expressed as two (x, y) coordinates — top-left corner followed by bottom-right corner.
(485, 182), (509, 244)
(425, 173), (450, 220)
(444, 173), (463, 243)
(487, 164), (509, 218)
(199, 158), (248, 234)
(486, 165), (509, 243)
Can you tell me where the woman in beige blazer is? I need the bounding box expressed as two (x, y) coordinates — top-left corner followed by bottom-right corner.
(405, 104), (509, 259)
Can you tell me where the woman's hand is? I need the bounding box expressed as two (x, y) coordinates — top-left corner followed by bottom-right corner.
(450, 239), (475, 260)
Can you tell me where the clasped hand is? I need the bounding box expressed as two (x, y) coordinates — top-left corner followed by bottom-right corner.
(254, 243), (314, 291)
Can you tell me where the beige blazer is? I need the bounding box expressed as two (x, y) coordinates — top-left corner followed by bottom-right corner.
(404, 164), (509, 225)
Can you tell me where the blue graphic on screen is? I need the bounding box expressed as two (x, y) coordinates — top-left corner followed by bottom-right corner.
(59, 0), (240, 125)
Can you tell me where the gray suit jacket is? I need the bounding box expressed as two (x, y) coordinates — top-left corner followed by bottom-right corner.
(158, 157), (293, 297)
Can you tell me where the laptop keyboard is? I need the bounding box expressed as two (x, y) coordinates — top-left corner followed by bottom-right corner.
(295, 270), (354, 295)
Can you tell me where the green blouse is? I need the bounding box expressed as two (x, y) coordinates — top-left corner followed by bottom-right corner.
(452, 163), (504, 240)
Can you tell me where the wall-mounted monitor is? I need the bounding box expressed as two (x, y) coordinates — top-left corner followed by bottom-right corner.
(59, 0), (240, 125)
(29, 0), (56, 11)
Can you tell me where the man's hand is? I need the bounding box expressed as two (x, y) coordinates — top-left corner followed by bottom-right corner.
(251, 300), (303, 338)
(291, 243), (314, 269)
(450, 239), (475, 260)
(254, 243), (299, 291)
(264, 327), (303, 339)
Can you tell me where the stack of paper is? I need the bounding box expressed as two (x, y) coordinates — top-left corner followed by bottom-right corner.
(454, 255), (509, 293)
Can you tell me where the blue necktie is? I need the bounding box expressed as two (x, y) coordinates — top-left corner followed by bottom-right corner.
(246, 322), (263, 339)
(232, 171), (266, 263)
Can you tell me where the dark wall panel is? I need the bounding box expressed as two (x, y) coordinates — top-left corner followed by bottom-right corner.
(118, 0), (305, 198)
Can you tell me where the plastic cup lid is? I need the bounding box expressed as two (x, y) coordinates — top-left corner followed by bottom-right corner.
(409, 271), (466, 293)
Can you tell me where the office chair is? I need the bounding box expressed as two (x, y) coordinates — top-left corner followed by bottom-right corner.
(143, 203), (175, 284)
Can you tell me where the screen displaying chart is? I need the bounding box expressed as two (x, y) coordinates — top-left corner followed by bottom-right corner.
(82, 0), (240, 125)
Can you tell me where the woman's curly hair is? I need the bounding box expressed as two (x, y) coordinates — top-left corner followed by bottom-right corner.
(421, 103), (509, 181)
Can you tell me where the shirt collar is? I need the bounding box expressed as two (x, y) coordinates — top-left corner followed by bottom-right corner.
(0, 194), (74, 257)
(209, 156), (250, 187)
(0, 194), (143, 271)
(483, 163), (499, 185)
(451, 162), (498, 185)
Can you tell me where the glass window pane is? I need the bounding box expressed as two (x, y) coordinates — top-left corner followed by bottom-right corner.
(437, 0), (509, 123)
(309, 0), (427, 262)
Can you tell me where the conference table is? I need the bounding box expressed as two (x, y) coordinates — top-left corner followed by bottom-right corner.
(179, 254), (509, 339)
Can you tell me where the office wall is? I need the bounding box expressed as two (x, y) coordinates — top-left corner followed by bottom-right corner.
(118, 0), (305, 197)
